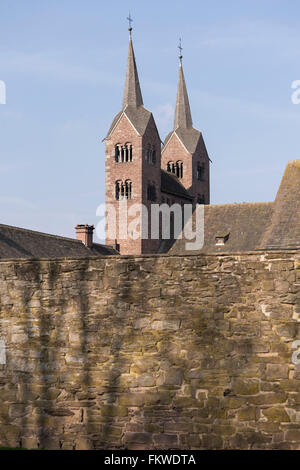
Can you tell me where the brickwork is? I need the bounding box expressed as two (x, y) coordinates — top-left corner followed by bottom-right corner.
(105, 114), (143, 255)
(105, 112), (162, 255)
(161, 133), (193, 190)
(161, 133), (210, 204)
(104, 35), (211, 255)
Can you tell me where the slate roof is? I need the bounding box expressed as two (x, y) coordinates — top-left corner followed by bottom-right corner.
(163, 128), (202, 154)
(174, 64), (193, 129)
(161, 169), (193, 200)
(106, 34), (153, 139)
(0, 224), (117, 259)
(162, 62), (202, 154)
(165, 202), (274, 254)
(122, 38), (143, 109)
(164, 160), (300, 254)
(259, 160), (300, 250)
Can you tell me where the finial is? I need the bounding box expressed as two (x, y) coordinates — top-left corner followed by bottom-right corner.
(178, 37), (183, 65)
(127, 12), (133, 37)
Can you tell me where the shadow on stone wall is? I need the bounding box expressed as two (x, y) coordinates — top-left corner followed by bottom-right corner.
(0, 252), (299, 449)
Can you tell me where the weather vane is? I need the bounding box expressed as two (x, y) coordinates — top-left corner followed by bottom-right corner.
(178, 37), (183, 64)
(127, 12), (133, 37)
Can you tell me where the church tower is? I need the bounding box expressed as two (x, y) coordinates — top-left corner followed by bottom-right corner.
(161, 43), (210, 205)
(104, 23), (162, 255)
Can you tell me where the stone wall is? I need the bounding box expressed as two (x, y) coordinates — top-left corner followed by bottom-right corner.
(0, 251), (299, 450)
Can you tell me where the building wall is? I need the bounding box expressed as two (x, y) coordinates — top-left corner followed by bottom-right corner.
(0, 251), (299, 450)
(161, 132), (210, 204)
(191, 135), (210, 204)
(161, 133), (193, 191)
(105, 114), (143, 255)
(105, 114), (162, 255)
(141, 116), (162, 254)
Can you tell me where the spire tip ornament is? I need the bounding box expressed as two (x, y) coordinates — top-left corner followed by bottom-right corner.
(178, 37), (183, 65)
(127, 12), (133, 37)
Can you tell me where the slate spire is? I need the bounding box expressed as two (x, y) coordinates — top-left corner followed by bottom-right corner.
(174, 56), (193, 130)
(122, 27), (143, 109)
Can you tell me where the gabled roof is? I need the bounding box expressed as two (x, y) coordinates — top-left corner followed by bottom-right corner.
(0, 224), (117, 259)
(259, 160), (300, 250)
(161, 169), (193, 200)
(162, 160), (300, 254)
(163, 127), (202, 155)
(163, 202), (274, 254)
(106, 105), (152, 139)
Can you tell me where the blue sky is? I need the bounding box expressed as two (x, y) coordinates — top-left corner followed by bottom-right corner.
(0, 0), (299, 240)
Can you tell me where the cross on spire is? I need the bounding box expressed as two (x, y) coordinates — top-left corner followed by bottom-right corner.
(127, 12), (133, 36)
(178, 37), (183, 64)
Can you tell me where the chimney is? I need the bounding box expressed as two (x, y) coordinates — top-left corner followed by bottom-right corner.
(75, 224), (94, 248)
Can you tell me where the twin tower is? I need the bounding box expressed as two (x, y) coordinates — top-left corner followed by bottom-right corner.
(104, 30), (210, 255)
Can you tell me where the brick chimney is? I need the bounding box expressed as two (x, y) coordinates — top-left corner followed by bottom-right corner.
(75, 224), (94, 248)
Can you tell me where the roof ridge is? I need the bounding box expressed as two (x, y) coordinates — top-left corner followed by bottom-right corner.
(0, 223), (81, 244)
(207, 202), (274, 208)
(161, 169), (193, 199)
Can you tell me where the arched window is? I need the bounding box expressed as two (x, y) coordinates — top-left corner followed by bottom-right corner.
(115, 180), (132, 200)
(125, 180), (132, 200)
(115, 143), (132, 163)
(124, 143), (132, 162)
(115, 144), (121, 163)
(197, 163), (205, 181)
(147, 184), (156, 202)
(167, 161), (176, 174)
(128, 144), (132, 162)
(176, 161), (183, 179)
(152, 148), (156, 165)
(146, 144), (156, 165)
(115, 180), (121, 200)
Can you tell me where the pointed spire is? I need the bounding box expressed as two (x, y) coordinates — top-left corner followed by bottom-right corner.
(174, 40), (193, 130)
(122, 17), (143, 109)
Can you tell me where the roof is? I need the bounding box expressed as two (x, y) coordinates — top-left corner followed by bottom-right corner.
(165, 202), (274, 254)
(174, 64), (193, 129)
(106, 35), (153, 140)
(259, 160), (300, 250)
(163, 127), (202, 155)
(163, 160), (300, 254)
(106, 105), (152, 139)
(0, 224), (117, 259)
(122, 38), (143, 109)
(162, 62), (202, 155)
(161, 169), (193, 200)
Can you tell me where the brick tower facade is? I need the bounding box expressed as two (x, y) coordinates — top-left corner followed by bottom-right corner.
(105, 31), (162, 255)
(104, 31), (210, 255)
(161, 57), (210, 205)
